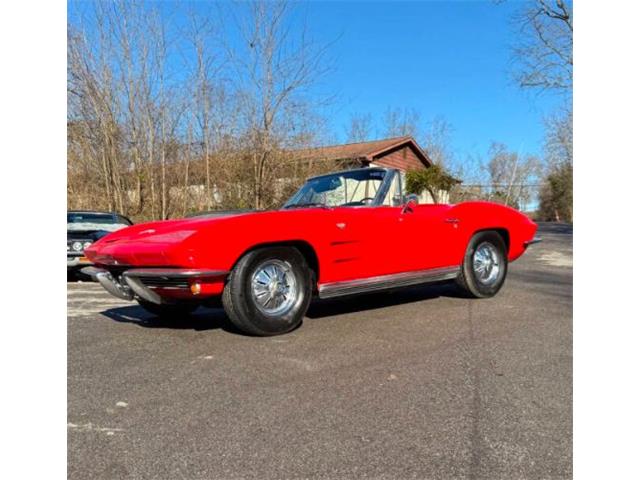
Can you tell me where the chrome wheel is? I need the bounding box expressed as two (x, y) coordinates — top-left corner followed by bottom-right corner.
(250, 259), (298, 317)
(473, 242), (501, 286)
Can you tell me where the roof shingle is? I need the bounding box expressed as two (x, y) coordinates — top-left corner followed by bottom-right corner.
(290, 136), (432, 167)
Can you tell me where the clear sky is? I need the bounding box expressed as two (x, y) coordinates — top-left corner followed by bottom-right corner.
(298, 0), (566, 162)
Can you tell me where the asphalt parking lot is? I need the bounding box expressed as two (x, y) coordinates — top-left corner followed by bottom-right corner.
(68, 222), (572, 479)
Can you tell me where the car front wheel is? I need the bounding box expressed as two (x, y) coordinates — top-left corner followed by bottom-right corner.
(456, 231), (508, 298)
(222, 247), (312, 336)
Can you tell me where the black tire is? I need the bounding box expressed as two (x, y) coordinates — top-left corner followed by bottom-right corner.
(137, 299), (198, 318)
(456, 231), (508, 298)
(222, 247), (312, 336)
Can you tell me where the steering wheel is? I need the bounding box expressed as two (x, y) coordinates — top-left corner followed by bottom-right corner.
(341, 197), (375, 207)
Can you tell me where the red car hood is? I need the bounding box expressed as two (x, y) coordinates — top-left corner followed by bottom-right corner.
(84, 211), (253, 266)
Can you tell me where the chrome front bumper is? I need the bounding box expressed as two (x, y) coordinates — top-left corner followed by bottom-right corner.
(81, 267), (228, 304)
(67, 256), (92, 269)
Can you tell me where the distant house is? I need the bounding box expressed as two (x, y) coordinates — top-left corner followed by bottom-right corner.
(291, 135), (456, 203)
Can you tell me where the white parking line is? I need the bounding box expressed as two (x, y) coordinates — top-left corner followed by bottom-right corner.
(68, 422), (124, 435)
(67, 289), (105, 296)
(67, 283), (133, 317)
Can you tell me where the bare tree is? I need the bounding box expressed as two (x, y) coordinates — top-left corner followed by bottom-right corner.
(544, 107), (572, 168)
(348, 109), (462, 179)
(538, 106), (572, 221)
(224, 0), (332, 209)
(487, 142), (542, 208)
(184, 8), (227, 211)
(68, 0), (334, 218)
(345, 112), (374, 142)
(512, 0), (573, 92)
(458, 152), (490, 185)
(422, 116), (455, 168)
(507, 1), (572, 217)
(382, 107), (421, 138)
(68, 19), (126, 213)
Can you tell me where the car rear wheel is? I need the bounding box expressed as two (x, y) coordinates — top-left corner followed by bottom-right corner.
(137, 299), (198, 318)
(456, 231), (508, 298)
(222, 247), (312, 336)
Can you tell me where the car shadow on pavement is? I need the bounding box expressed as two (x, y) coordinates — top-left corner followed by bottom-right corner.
(101, 305), (242, 333)
(99, 282), (464, 331)
(307, 281), (465, 319)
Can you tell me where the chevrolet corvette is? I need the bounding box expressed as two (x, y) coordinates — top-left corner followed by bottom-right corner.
(83, 167), (540, 336)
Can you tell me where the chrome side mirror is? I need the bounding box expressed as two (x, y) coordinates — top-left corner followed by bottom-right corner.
(402, 194), (419, 214)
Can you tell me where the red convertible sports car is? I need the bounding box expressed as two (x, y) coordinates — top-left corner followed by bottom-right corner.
(83, 167), (540, 336)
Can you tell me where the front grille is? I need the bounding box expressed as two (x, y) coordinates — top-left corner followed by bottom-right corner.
(67, 239), (91, 254)
(136, 276), (189, 289)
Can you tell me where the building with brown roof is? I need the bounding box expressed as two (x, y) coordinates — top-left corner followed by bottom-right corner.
(291, 135), (431, 171)
(291, 136), (456, 203)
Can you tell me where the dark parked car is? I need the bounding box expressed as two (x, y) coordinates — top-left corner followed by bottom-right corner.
(67, 211), (132, 273)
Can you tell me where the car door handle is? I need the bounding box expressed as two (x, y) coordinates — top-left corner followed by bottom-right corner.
(444, 218), (460, 224)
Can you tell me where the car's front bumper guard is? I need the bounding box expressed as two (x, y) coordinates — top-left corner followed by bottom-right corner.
(524, 237), (542, 248)
(81, 267), (228, 304)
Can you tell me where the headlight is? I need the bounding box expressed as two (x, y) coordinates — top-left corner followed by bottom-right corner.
(83, 241), (92, 249)
(72, 241), (83, 252)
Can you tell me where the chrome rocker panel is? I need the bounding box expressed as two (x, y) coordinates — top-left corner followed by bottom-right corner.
(317, 266), (460, 299)
(81, 267), (228, 305)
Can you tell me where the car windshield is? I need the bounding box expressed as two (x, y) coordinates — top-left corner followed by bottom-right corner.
(284, 169), (388, 208)
(67, 212), (131, 228)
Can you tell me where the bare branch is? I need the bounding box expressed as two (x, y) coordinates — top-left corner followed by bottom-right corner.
(511, 0), (573, 93)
